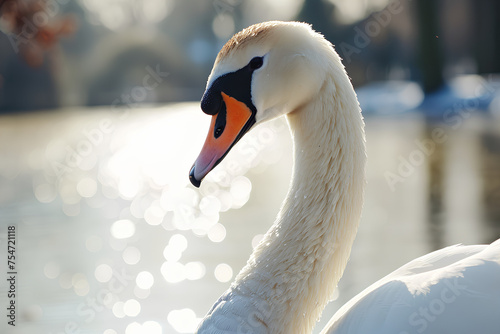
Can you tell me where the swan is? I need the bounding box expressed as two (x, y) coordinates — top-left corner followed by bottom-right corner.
(188, 21), (500, 334)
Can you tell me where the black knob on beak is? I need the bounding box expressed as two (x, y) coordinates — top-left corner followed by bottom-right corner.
(201, 87), (222, 115)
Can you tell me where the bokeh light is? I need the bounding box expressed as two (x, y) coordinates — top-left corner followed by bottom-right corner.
(103, 329), (118, 334)
(44, 262), (60, 279)
(185, 262), (206, 281)
(72, 273), (90, 296)
(214, 263), (233, 283)
(111, 219), (136, 239)
(199, 196), (221, 216)
(123, 246), (141, 265)
(125, 321), (163, 334)
(169, 234), (188, 252)
(136, 271), (154, 289)
(144, 202), (165, 225)
(143, 321), (163, 334)
(95, 264), (113, 283)
(77, 177), (98, 198)
(167, 309), (201, 334)
(229, 176), (252, 208)
(161, 261), (185, 283)
(123, 299), (141, 317)
(34, 183), (57, 203)
(212, 14), (235, 40)
(207, 223), (226, 243)
(112, 301), (126, 318)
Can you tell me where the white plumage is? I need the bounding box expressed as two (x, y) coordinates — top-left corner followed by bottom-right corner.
(324, 240), (500, 334)
(191, 21), (500, 334)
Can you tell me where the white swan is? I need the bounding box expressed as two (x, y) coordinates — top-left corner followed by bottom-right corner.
(188, 21), (500, 334)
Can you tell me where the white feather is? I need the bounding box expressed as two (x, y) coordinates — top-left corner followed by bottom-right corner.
(324, 239), (500, 334)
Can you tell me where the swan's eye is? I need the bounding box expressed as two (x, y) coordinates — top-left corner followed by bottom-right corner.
(249, 56), (263, 70)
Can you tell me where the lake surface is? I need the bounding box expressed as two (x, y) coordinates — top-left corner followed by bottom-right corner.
(1, 103), (499, 334)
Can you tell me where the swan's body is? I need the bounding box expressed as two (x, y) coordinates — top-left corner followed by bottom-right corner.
(188, 21), (500, 334)
(325, 240), (500, 334)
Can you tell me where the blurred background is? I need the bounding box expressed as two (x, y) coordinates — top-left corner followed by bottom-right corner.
(0, 0), (500, 333)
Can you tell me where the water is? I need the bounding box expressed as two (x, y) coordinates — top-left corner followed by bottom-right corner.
(0, 104), (499, 334)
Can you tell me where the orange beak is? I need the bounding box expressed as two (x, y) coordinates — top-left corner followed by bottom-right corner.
(190, 92), (253, 187)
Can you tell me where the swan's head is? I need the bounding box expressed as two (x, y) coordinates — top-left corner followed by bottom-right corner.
(190, 21), (338, 187)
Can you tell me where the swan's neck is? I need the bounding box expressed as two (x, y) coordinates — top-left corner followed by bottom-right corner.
(234, 67), (366, 333)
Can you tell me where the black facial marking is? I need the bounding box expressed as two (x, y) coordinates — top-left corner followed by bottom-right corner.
(201, 56), (263, 117)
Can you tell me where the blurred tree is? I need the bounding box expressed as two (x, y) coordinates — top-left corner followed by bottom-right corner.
(415, 0), (446, 249)
(415, 0), (444, 93)
(0, 0), (77, 112)
(473, 0), (500, 74)
(0, 0), (76, 67)
(296, 0), (338, 43)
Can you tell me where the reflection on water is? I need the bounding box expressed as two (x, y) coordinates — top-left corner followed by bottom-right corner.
(0, 104), (499, 334)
